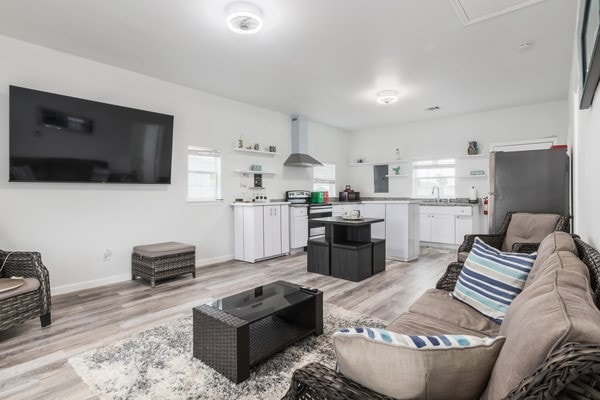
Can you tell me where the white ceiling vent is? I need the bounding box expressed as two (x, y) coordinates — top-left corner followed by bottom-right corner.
(449, 0), (545, 26)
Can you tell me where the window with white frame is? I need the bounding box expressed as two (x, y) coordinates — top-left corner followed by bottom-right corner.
(412, 158), (456, 198)
(313, 163), (336, 195)
(188, 146), (222, 202)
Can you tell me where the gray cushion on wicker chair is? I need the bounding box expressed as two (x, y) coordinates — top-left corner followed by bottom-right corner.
(501, 213), (561, 251)
(0, 278), (40, 300)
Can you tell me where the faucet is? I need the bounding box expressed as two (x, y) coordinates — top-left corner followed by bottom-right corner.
(432, 186), (440, 202)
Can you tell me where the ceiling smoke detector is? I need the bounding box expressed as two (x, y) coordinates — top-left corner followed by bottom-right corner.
(376, 90), (399, 105)
(226, 2), (263, 34)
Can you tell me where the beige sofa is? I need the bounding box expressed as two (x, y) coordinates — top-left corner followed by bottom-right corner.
(285, 232), (600, 400)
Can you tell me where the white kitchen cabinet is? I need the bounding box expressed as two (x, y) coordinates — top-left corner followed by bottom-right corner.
(384, 202), (420, 261)
(233, 203), (290, 263)
(360, 203), (386, 239)
(332, 204), (360, 217)
(290, 206), (308, 249)
(419, 205), (480, 245)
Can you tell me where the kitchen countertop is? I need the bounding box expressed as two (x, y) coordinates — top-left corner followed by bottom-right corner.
(329, 198), (480, 207)
(231, 201), (291, 206)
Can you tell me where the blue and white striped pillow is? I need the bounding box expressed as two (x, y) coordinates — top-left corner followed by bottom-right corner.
(453, 237), (536, 323)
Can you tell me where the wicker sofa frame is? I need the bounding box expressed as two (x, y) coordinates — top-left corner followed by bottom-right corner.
(457, 211), (571, 258)
(0, 250), (51, 331)
(283, 236), (600, 400)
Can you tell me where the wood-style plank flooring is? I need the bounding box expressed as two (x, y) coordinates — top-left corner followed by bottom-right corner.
(0, 247), (454, 400)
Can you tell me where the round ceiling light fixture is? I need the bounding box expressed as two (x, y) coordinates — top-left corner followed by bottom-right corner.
(376, 90), (399, 105)
(226, 2), (264, 35)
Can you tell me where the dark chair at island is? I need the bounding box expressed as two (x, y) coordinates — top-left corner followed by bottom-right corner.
(0, 249), (51, 331)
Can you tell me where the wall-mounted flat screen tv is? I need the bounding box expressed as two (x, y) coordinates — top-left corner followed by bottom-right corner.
(9, 86), (174, 184)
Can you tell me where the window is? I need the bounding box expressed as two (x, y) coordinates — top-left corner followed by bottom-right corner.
(413, 158), (455, 198)
(313, 162), (336, 195)
(188, 146), (222, 202)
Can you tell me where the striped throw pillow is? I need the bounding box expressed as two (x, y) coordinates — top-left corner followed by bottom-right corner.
(453, 237), (537, 323)
(333, 328), (505, 400)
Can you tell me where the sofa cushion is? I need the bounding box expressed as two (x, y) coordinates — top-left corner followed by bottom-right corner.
(0, 278), (40, 301)
(458, 251), (469, 263)
(409, 289), (501, 335)
(482, 259), (600, 400)
(387, 311), (499, 337)
(502, 213), (561, 251)
(452, 238), (536, 323)
(524, 231), (578, 290)
(334, 328), (505, 400)
(132, 242), (195, 258)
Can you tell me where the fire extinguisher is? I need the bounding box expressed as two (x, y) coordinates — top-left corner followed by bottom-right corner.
(483, 197), (489, 215)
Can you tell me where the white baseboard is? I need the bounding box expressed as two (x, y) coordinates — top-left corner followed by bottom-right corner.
(52, 273), (133, 295)
(52, 254), (235, 295)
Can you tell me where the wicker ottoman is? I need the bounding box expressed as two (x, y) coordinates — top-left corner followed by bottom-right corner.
(132, 242), (196, 287)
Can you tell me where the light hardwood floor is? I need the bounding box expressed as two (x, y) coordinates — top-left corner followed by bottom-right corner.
(0, 247), (454, 400)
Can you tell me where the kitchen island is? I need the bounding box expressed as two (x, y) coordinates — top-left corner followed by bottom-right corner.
(308, 216), (385, 282)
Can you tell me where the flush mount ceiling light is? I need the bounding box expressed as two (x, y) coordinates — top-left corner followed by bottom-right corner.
(226, 2), (263, 34)
(376, 90), (399, 105)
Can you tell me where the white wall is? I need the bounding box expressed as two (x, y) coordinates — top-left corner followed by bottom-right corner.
(0, 35), (349, 293)
(569, 0), (600, 248)
(348, 101), (568, 199)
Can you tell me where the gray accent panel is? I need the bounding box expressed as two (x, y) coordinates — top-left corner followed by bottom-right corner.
(373, 165), (389, 193)
(489, 149), (569, 233)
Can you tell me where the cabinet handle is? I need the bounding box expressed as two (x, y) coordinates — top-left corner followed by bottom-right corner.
(269, 208), (273, 216)
(274, 208), (277, 216)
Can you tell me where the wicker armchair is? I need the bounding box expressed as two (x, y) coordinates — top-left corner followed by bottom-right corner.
(0, 250), (51, 331)
(456, 211), (571, 262)
(284, 236), (600, 400)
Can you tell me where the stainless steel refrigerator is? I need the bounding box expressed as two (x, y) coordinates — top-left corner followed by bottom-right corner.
(489, 149), (570, 233)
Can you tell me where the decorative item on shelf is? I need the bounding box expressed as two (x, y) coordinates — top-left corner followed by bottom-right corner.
(355, 158), (364, 164)
(238, 135), (244, 149)
(269, 145), (277, 153)
(467, 140), (479, 155)
(246, 146), (252, 150)
(254, 143), (260, 150)
(395, 148), (401, 160)
(250, 164), (262, 172)
(392, 166), (401, 175)
(469, 170), (485, 176)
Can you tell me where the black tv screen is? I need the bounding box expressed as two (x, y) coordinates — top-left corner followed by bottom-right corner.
(9, 86), (173, 184)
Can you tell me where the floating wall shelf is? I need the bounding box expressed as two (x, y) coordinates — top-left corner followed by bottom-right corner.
(385, 174), (409, 178)
(234, 148), (278, 155)
(234, 169), (278, 175)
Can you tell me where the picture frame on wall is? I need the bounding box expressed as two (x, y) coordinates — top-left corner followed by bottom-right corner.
(580, 0), (600, 109)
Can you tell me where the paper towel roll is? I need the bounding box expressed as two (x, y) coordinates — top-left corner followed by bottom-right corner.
(470, 186), (477, 202)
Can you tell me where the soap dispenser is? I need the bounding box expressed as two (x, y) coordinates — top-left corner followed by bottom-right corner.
(469, 186), (478, 204)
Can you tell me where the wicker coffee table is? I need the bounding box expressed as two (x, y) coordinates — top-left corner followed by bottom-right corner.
(192, 280), (323, 383)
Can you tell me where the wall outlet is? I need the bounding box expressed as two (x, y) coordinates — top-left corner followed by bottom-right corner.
(102, 248), (113, 261)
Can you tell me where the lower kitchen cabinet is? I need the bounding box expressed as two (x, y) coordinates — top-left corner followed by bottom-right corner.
(384, 202), (420, 261)
(360, 203), (386, 239)
(419, 205), (480, 245)
(233, 203), (290, 263)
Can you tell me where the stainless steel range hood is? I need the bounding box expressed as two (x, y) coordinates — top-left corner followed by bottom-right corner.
(284, 114), (323, 167)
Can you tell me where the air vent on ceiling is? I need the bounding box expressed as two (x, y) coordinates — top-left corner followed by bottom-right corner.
(425, 106), (440, 111)
(449, 0), (545, 26)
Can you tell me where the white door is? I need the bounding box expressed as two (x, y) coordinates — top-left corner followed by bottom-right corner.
(263, 206), (282, 258)
(430, 214), (455, 244)
(455, 215), (473, 245)
(419, 214), (431, 242)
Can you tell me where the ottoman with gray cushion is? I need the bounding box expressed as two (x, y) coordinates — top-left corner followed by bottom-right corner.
(132, 242), (196, 287)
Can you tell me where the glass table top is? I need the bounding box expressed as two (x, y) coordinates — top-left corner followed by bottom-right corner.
(206, 282), (314, 323)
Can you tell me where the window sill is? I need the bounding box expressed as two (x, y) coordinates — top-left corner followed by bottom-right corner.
(187, 199), (224, 206)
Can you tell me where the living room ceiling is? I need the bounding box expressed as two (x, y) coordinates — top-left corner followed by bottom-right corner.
(0, 0), (577, 131)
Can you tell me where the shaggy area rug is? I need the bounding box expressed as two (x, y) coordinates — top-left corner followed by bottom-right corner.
(69, 304), (384, 400)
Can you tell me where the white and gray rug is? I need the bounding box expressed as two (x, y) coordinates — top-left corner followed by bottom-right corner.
(69, 304), (384, 400)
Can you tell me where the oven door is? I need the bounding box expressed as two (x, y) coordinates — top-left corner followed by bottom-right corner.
(309, 205), (332, 238)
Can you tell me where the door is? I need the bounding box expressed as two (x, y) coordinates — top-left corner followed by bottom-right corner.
(490, 149), (569, 232)
(419, 214), (431, 242)
(430, 214), (455, 243)
(455, 215), (473, 245)
(263, 206), (282, 257)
